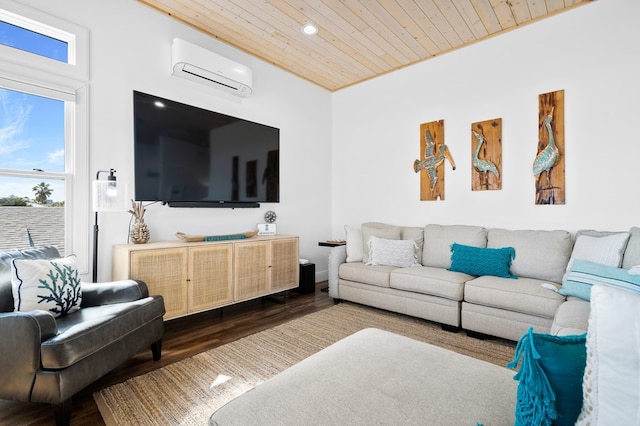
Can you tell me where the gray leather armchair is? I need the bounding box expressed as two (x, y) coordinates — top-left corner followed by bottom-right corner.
(0, 246), (165, 425)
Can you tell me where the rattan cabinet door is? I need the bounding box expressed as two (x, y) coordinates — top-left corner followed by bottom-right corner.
(234, 240), (270, 301)
(270, 238), (299, 292)
(130, 247), (188, 319)
(188, 244), (233, 312)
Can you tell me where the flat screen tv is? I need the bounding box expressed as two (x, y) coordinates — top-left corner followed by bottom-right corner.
(133, 91), (279, 207)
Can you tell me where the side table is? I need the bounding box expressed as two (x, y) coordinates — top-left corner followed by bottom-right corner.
(318, 241), (346, 292)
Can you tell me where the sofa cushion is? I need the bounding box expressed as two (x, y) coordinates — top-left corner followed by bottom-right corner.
(361, 223), (401, 264)
(401, 226), (424, 264)
(487, 229), (572, 283)
(464, 275), (565, 319)
(339, 262), (394, 288)
(422, 224), (487, 268)
(40, 295), (165, 369)
(390, 266), (468, 301)
(551, 299), (590, 336)
(622, 227), (640, 269)
(11, 255), (82, 317)
(366, 236), (419, 268)
(449, 243), (517, 279)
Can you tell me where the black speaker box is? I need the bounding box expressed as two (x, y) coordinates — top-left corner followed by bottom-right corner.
(297, 263), (315, 294)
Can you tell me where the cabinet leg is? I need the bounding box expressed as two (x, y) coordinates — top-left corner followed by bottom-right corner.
(264, 291), (289, 304)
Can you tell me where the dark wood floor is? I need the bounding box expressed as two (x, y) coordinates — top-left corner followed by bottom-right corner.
(0, 283), (334, 426)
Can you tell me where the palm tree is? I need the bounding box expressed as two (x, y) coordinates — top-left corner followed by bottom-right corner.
(32, 182), (52, 204)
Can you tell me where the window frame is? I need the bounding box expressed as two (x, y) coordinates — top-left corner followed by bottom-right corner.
(0, 0), (88, 89)
(0, 0), (89, 274)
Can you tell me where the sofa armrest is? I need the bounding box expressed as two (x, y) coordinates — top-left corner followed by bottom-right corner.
(0, 311), (57, 400)
(328, 246), (347, 299)
(81, 280), (150, 307)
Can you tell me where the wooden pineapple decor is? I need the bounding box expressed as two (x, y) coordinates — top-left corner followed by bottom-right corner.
(414, 120), (455, 201)
(128, 200), (150, 244)
(533, 90), (565, 204)
(471, 118), (502, 191)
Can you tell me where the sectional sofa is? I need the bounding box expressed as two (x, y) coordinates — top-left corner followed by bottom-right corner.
(328, 222), (640, 341)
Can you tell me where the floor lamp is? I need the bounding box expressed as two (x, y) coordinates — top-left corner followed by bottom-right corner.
(92, 169), (126, 282)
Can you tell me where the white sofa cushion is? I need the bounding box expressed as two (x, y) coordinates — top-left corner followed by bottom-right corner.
(390, 266), (468, 301)
(339, 263), (395, 288)
(361, 223), (401, 264)
(402, 226), (424, 264)
(464, 275), (565, 319)
(551, 299), (590, 336)
(487, 229), (572, 283)
(422, 224), (487, 268)
(622, 227), (640, 269)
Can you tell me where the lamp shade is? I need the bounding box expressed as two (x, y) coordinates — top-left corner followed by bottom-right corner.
(92, 180), (128, 212)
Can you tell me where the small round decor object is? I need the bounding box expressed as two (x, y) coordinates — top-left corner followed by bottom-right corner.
(264, 210), (277, 223)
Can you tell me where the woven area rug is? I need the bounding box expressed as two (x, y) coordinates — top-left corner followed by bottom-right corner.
(94, 302), (515, 425)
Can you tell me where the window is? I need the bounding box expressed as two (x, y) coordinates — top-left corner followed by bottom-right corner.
(0, 87), (68, 252)
(0, 2), (89, 272)
(0, 19), (68, 62)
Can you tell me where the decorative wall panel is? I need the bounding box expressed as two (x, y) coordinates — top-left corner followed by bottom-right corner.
(414, 120), (455, 201)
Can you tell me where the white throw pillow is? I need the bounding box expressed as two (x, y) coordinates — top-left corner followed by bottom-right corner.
(11, 255), (82, 317)
(344, 225), (364, 263)
(366, 236), (418, 268)
(576, 285), (640, 425)
(564, 233), (630, 281)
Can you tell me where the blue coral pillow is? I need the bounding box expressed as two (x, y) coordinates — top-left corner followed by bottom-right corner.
(449, 243), (517, 278)
(11, 255), (82, 317)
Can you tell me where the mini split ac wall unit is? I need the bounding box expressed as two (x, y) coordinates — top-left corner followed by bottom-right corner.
(171, 38), (253, 97)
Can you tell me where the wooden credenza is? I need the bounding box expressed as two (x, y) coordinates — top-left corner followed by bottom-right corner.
(112, 235), (299, 320)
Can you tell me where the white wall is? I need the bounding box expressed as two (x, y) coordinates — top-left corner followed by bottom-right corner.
(19, 0), (333, 281)
(16, 0), (640, 283)
(332, 0), (640, 239)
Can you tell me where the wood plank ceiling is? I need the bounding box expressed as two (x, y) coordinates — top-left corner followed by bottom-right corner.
(139, 0), (592, 92)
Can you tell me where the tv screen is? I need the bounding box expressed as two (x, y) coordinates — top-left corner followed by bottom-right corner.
(133, 91), (279, 207)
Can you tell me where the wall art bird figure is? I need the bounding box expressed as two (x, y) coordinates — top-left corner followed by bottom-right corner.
(414, 128), (456, 194)
(532, 107), (558, 187)
(472, 130), (500, 187)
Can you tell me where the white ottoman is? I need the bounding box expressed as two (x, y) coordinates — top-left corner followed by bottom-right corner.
(209, 328), (516, 425)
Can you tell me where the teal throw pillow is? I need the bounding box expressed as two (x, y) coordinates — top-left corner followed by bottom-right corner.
(507, 328), (587, 426)
(560, 259), (640, 301)
(448, 243), (517, 279)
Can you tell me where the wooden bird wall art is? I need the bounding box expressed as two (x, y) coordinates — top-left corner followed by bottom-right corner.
(471, 118), (502, 191)
(533, 90), (565, 204)
(414, 120), (455, 201)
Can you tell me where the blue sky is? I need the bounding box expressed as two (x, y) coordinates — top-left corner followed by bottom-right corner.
(0, 20), (67, 202)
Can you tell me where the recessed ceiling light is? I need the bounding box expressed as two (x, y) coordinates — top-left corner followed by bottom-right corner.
(301, 23), (318, 35)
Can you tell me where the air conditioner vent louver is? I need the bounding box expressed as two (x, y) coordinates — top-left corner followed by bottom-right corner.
(171, 38), (252, 97)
